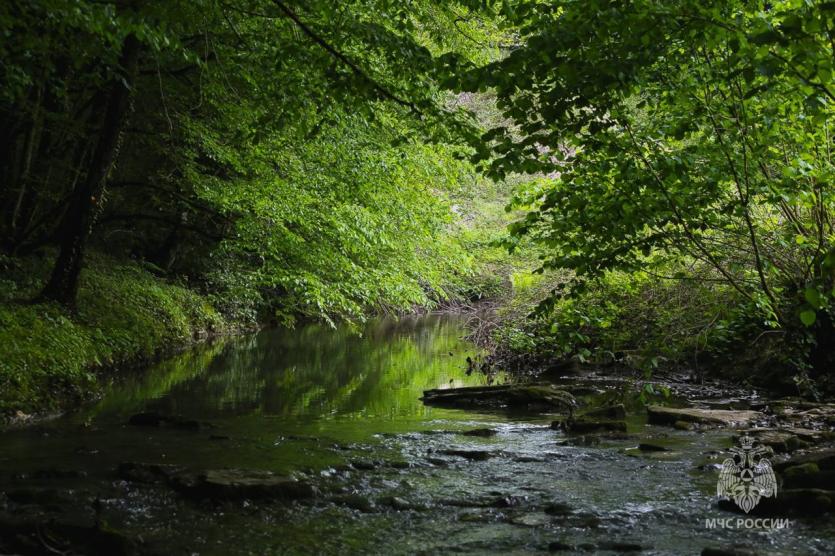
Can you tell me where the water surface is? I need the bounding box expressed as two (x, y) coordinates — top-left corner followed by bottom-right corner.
(1, 315), (833, 554)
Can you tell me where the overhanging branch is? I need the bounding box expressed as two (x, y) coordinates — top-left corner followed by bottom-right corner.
(270, 0), (420, 113)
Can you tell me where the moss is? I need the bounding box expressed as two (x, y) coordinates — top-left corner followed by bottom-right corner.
(783, 462), (820, 478)
(0, 252), (229, 417)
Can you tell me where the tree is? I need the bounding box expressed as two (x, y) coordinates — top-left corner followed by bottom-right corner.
(40, 33), (140, 305)
(1, 0), (498, 316)
(454, 0), (835, 367)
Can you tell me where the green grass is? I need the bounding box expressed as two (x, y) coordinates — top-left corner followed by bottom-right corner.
(0, 252), (228, 417)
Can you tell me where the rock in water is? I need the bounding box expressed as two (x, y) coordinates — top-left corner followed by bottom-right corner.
(421, 384), (575, 412)
(127, 412), (210, 430)
(171, 469), (316, 500)
(646, 406), (762, 428)
(561, 419), (627, 434)
(117, 463), (315, 501)
(462, 427), (498, 437)
(440, 449), (493, 461)
(581, 404), (627, 420)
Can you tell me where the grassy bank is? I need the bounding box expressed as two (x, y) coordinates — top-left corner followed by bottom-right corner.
(0, 252), (231, 419)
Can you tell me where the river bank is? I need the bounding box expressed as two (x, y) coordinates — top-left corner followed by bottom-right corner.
(0, 252), (242, 422)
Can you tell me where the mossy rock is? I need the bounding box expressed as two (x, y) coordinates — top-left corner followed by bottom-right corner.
(562, 418), (626, 435)
(580, 404), (626, 420)
(783, 462), (820, 478)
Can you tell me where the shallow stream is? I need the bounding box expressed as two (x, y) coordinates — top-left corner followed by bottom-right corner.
(1, 315), (834, 554)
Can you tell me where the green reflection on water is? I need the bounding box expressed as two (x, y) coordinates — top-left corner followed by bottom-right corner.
(91, 314), (499, 429)
(1, 315), (507, 478)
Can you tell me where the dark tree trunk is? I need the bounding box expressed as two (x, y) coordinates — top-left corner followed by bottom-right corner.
(152, 211), (186, 272)
(39, 35), (141, 306)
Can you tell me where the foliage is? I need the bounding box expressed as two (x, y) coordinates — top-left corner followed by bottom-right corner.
(454, 0), (835, 375)
(0, 0), (507, 319)
(0, 252), (226, 415)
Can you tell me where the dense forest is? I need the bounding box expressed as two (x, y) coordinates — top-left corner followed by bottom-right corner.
(3, 0), (834, 414)
(2, 1), (835, 555)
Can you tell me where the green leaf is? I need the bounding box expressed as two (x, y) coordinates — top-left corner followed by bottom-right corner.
(804, 287), (823, 308)
(800, 309), (817, 327)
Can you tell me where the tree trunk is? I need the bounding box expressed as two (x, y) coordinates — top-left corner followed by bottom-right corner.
(39, 35), (141, 306)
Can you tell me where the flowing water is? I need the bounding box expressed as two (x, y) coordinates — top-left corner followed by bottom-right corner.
(1, 315), (834, 554)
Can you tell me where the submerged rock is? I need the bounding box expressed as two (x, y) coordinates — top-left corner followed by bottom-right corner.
(349, 459), (378, 470)
(117, 462), (184, 484)
(378, 495), (425, 511)
(774, 447), (835, 472)
(738, 427), (832, 453)
(462, 427), (498, 437)
(562, 435), (601, 446)
(597, 541), (645, 552)
(127, 412), (212, 430)
(331, 493), (375, 512)
(512, 513), (552, 527)
(491, 495), (527, 508)
(637, 443), (669, 452)
(646, 406), (762, 428)
(4, 487), (82, 508)
(701, 548), (760, 556)
(440, 449), (493, 461)
(421, 384), (575, 412)
(548, 540), (575, 552)
(0, 519), (136, 556)
(543, 501), (573, 516)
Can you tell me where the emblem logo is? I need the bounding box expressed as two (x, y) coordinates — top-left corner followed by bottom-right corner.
(717, 435), (777, 513)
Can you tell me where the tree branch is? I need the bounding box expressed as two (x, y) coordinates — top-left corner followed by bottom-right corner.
(270, 0), (420, 113)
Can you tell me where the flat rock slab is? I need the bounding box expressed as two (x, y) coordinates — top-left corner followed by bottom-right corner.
(421, 384), (575, 412)
(737, 427), (833, 453)
(172, 469), (316, 500)
(117, 462), (315, 500)
(647, 406), (762, 428)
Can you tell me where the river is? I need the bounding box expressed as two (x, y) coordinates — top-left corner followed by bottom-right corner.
(1, 315), (833, 554)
